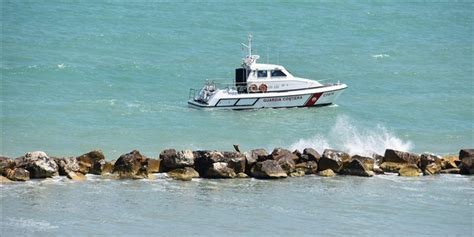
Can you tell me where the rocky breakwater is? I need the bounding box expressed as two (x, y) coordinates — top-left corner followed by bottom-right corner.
(1, 147), (473, 183)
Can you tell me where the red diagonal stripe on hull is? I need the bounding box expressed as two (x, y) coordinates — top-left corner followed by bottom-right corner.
(304, 93), (323, 106)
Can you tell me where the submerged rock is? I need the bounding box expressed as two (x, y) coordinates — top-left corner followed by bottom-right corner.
(440, 168), (460, 174)
(341, 159), (374, 177)
(318, 149), (350, 173)
(113, 150), (148, 179)
(236, 172), (249, 178)
(319, 169), (336, 177)
(398, 164), (422, 177)
(66, 171), (86, 181)
(0, 175), (13, 184)
(250, 160), (287, 179)
(16, 151), (58, 178)
(289, 169), (306, 177)
(168, 167), (200, 181)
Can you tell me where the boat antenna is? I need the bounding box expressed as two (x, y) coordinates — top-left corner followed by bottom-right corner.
(266, 46), (269, 63)
(241, 33), (252, 56)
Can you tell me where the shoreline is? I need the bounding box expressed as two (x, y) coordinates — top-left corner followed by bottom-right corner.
(1, 147), (473, 183)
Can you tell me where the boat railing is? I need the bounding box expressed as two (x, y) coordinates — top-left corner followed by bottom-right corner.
(188, 79), (240, 100)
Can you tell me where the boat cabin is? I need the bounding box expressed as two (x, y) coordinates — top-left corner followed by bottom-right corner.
(235, 55), (322, 94)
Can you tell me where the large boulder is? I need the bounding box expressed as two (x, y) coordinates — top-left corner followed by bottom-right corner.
(380, 149), (420, 173)
(55, 157), (80, 175)
(206, 162), (236, 178)
(277, 157), (296, 174)
(55, 157), (88, 180)
(295, 161), (318, 174)
(459, 149), (474, 160)
(76, 150), (109, 175)
(146, 158), (161, 173)
(383, 149), (420, 164)
(250, 160), (287, 179)
(160, 149), (194, 172)
(270, 148), (299, 162)
(113, 150), (148, 179)
(168, 167), (200, 181)
(227, 155), (246, 174)
(16, 151), (58, 178)
(243, 151), (258, 175)
(341, 159), (374, 177)
(351, 155), (375, 171)
(398, 164), (422, 177)
(318, 149), (350, 173)
(0, 157), (15, 175)
(420, 153), (441, 175)
(3, 168), (30, 181)
(437, 155), (459, 170)
(459, 158), (473, 175)
(193, 150), (225, 176)
(424, 163), (441, 175)
(372, 153), (384, 166)
(303, 148), (321, 162)
(459, 149), (474, 175)
(250, 148), (269, 162)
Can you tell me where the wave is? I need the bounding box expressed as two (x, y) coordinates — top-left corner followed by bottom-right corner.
(289, 116), (412, 156)
(371, 54), (390, 58)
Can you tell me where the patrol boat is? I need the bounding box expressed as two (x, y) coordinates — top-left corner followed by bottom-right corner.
(188, 35), (347, 109)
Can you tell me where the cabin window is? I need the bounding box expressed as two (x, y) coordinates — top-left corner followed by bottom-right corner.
(257, 70), (268, 78)
(271, 70), (286, 77)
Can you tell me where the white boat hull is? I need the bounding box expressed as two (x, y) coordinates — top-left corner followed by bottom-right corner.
(188, 84), (347, 109)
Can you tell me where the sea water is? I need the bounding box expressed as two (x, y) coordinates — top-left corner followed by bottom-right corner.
(1, 1), (473, 236)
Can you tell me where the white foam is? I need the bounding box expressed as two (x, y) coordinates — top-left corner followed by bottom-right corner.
(4, 217), (58, 231)
(290, 115), (412, 156)
(57, 63), (65, 69)
(371, 54), (390, 58)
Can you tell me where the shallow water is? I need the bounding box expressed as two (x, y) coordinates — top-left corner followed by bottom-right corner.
(1, 174), (473, 236)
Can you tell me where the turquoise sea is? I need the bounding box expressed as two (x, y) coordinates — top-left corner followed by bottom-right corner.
(1, 1), (473, 236)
